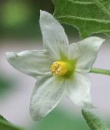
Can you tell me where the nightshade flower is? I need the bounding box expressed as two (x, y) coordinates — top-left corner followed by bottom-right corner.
(6, 11), (105, 120)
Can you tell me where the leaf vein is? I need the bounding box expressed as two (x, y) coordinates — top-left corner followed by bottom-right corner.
(57, 15), (110, 24)
(68, 0), (93, 5)
(94, 0), (110, 17)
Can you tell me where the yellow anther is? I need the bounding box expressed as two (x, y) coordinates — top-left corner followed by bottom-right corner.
(50, 61), (68, 76)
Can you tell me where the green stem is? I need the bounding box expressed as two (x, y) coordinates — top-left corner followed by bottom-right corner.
(90, 68), (110, 76)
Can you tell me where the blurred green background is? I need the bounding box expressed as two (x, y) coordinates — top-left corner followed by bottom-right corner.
(0, 0), (45, 39)
(0, 0), (78, 40)
(0, 0), (110, 130)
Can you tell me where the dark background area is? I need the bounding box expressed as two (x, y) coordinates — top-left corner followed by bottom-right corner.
(0, 0), (78, 40)
(0, 0), (54, 39)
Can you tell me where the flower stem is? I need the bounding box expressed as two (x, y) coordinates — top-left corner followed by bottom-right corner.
(90, 68), (110, 76)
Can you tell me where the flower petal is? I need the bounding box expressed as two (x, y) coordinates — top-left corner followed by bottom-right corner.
(67, 72), (93, 108)
(6, 50), (53, 78)
(69, 36), (105, 72)
(40, 10), (69, 59)
(30, 75), (65, 120)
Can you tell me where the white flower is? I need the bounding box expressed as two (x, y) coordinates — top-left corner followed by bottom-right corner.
(6, 11), (105, 120)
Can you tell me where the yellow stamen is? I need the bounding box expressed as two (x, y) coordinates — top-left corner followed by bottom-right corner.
(50, 61), (68, 76)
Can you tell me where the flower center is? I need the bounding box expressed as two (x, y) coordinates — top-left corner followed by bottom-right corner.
(50, 61), (69, 76)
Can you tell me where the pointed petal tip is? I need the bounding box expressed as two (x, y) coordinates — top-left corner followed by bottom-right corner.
(6, 52), (17, 60)
(89, 36), (105, 43)
(93, 36), (105, 49)
(40, 10), (51, 15)
(6, 52), (11, 57)
(40, 10), (50, 19)
(30, 105), (47, 121)
(40, 10), (45, 14)
(6, 52), (13, 59)
(95, 36), (105, 42)
(39, 10), (54, 24)
(80, 36), (105, 51)
(30, 114), (43, 121)
(40, 10), (44, 15)
(30, 112), (41, 121)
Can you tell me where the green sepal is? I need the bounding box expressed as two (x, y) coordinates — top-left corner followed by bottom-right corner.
(82, 109), (110, 130)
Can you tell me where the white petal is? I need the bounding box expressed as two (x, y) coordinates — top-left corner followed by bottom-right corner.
(30, 75), (65, 120)
(69, 43), (78, 59)
(40, 10), (69, 59)
(67, 72), (93, 108)
(69, 36), (105, 72)
(6, 50), (53, 78)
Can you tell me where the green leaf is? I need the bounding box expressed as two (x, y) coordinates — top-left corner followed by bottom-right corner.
(82, 109), (110, 130)
(53, 0), (110, 38)
(0, 114), (25, 130)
